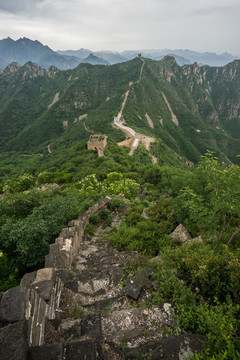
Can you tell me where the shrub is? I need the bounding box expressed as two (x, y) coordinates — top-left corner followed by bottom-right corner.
(107, 196), (125, 211)
(89, 213), (100, 225)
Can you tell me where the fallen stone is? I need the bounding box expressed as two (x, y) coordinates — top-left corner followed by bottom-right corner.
(123, 278), (142, 300)
(161, 334), (207, 360)
(0, 320), (28, 360)
(132, 272), (153, 289)
(189, 235), (204, 243)
(170, 224), (192, 243)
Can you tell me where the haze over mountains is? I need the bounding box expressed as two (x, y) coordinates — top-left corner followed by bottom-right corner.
(0, 37), (238, 71)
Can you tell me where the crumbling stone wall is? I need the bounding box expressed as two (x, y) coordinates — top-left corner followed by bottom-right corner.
(0, 196), (112, 360)
(87, 134), (108, 157)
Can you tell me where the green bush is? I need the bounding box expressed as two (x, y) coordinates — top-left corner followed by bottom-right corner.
(84, 223), (95, 235)
(89, 213), (100, 225)
(0, 191), (88, 274)
(151, 243), (240, 359)
(0, 251), (19, 291)
(107, 196), (125, 211)
(3, 173), (35, 194)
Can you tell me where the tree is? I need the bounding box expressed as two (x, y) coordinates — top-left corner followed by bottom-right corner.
(3, 173), (35, 194)
(178, 152), (240, 244)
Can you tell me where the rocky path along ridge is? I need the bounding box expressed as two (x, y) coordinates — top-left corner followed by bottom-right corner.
(27, 203), (207, 360)
(32, 209), (177, 359)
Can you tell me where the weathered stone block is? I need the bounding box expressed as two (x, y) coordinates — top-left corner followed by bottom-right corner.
(0, 320), (28, 360)
(60, 228), (75, 239)
(132, 272), (153, 289)
(60, 319), (81, 340)
(161, 334), (207, 360)
(34, 268), (55, 283)
(0, 286), (27, 322)
(31, 280), (55, 302)
(65, 340), (96, 360)
(125, 342), (162, 360)
(31, 268), (56, 302)
(123, 278), (142, 300)
(27, 343), (63, 360)
(81, 313), (101, 339)
(20, 272), (36, 289)
(68, 220), (81, 227)
(170, 224), (192, 243)
(45, 243), (67, 268)
(27, 291), (49, 346)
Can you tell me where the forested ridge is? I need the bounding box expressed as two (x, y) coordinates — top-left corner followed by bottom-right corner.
(0, 57), (240, 358)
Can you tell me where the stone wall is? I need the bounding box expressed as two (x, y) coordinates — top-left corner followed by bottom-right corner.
(0, 196), (112, 360)
(87, 134), (108, 157)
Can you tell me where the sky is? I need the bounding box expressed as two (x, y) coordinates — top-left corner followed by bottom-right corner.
(0, 0), (239, 55)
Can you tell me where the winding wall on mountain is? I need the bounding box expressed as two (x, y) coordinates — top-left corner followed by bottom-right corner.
(0, 196), (113, 359)
(0, 195), (206, 359)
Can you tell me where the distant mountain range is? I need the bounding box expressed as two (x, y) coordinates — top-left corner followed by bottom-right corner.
(0, 37), (238, 70)
(0, 56), (239, 166)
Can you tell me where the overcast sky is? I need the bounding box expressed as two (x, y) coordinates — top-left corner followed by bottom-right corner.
(0, 0), (239, 55)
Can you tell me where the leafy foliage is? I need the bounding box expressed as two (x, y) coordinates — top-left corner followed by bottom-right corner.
(176, 151), (240, 243)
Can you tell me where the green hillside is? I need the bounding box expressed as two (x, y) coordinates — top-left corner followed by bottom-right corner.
(0, 57), (240, 358)
(0, 56), (239, 172)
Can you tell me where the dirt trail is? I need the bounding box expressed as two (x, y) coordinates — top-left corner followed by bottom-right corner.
(112, 61), (157, 161)
(139, 57), (145, 79)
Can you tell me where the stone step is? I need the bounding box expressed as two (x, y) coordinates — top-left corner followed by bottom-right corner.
(27, 339), (97, 360)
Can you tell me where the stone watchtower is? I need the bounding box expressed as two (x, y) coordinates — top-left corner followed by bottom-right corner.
(87, 134), (108, 157)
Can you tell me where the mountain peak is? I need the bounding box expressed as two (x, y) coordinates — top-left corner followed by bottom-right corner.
(4, 62), (21, 73)
(163, 55), (177, 65)
(82, 53), (109, 65)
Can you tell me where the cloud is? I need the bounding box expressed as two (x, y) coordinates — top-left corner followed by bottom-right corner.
(0, 0), (239, 55)
(0, 0), (44, 14)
